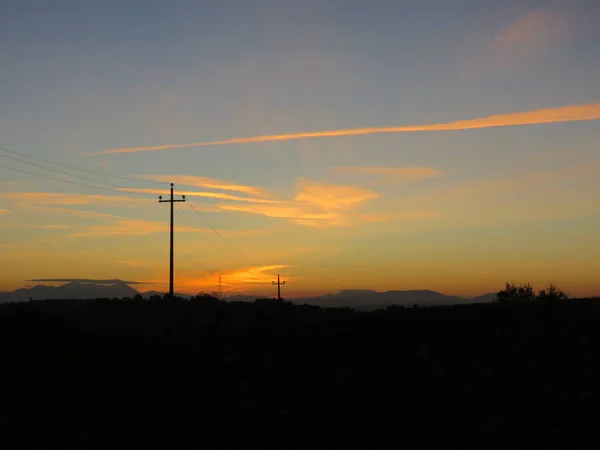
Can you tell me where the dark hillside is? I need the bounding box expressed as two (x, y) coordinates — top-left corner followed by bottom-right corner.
(1, 298), (599, 449)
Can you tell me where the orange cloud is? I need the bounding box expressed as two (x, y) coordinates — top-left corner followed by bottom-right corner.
(89, 103), (600, 155)
(221, 265), (290, 286)
(215, 179), (379, 227)
(332, 166), (443, 182)
(136, 174), (269, 197)
(116, 188), (280, 204)
(218, 203), (339, 221)
(0, 209), (10, 215)
(294, 178), (378, 211)
(143, 265), (289, 295)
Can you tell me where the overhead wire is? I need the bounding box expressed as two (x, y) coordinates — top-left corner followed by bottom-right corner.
(0, 146), (162, 186)
(174, 208), (213, 247)
(1, 144), (277, 284)
(182, 196), (279, 279)
(0, 152), (133, 191)
(0, 148), (165, 201)
(0, 163), (145, 196)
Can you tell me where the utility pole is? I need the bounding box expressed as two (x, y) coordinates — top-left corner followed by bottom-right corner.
(218, 273), (223, 300)
(158, 183), (186, 299)
(272, 274), (286, 300)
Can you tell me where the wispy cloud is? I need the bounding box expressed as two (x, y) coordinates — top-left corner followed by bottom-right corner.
(332, 166), (443, 183)
(69, 218), (202, 237)
(4, 192), (147, 207)
(358, 212), (439, 223)
(488, 9), (572, 70)
(0, 223), (73, 229)
(116, 188), (280, 204)
(462, 9), (574, 80)
(137, 175), (269, 197)
(0, 209), (10, 215)
(398, 162), (600, 206)
(217, 203), (339, 221)
(66, 215), (264, 239)
(34, 207), (123, 220)
(89, 104), (600, 155)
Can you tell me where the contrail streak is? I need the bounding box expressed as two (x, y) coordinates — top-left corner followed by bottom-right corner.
(88, 103), (600, 155)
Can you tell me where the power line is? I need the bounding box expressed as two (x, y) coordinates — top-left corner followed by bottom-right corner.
(183, 198), (279, 279)
(1, 144), (283, 285)
(175, 209), (213, 246)
(0, 152), (129, 190)
(0, 146), (162, 185)
(175, 207), (272, 284)
(0, 163), (139, 195)
(0, 162), (156, 201)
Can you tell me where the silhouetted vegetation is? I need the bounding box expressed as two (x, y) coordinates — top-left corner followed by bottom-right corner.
(497, 282), (569, 302)
(1, 293), (599, 449)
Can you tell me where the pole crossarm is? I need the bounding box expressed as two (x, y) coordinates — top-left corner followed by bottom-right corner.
(158, 183), (186, 299)
(272, 274), (286, 300)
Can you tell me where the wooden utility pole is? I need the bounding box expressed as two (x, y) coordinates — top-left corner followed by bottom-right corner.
(158, 183), (185, 298)
(272, 274), (286, 300)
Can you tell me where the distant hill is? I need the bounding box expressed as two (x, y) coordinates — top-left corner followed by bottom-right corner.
(293, 289), (472, 311)
(0, 282), (197, 303)
(1, 283), (492, 309)
(0, 281), (139, 303)
(471, 293), (498, 303)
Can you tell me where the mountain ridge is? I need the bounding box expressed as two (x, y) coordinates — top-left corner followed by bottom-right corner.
(0, 281), (503, 310)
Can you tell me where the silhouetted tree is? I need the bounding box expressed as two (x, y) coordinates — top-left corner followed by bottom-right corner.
(497, 282), (535, 302)
(537, 284), (568, 302)
(191, 293), (219, 304)
(498, 282), (568, 302)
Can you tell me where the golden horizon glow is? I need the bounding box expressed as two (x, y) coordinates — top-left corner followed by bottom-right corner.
(2, 5), (600, 300)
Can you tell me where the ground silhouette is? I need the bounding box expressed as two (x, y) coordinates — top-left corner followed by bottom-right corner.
(1, 295), (599, 449)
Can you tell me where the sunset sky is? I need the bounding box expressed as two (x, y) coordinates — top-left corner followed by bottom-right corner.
(1, 0), (599, 298)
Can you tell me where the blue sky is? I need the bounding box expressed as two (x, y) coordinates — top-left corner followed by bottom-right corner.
(1, 0), (599, 297)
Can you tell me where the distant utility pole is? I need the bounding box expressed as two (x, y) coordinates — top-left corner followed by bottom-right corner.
(218, 273), (223, 300)
(158, 183), (186, 299)
(272, 274), (286, 300)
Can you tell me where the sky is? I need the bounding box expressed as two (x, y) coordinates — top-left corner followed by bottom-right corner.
(1, 0), (600, 298)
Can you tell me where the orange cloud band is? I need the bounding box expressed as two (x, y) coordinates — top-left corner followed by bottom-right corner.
(89, 104), (600, 155)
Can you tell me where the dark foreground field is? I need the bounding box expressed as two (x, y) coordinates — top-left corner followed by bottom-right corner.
(1, 297), (600, 449)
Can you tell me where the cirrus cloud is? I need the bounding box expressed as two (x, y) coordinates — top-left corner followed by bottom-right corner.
(489, 9), (572, 70)
(89, 103), (600, 155)
(136, 174), (269, 198)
